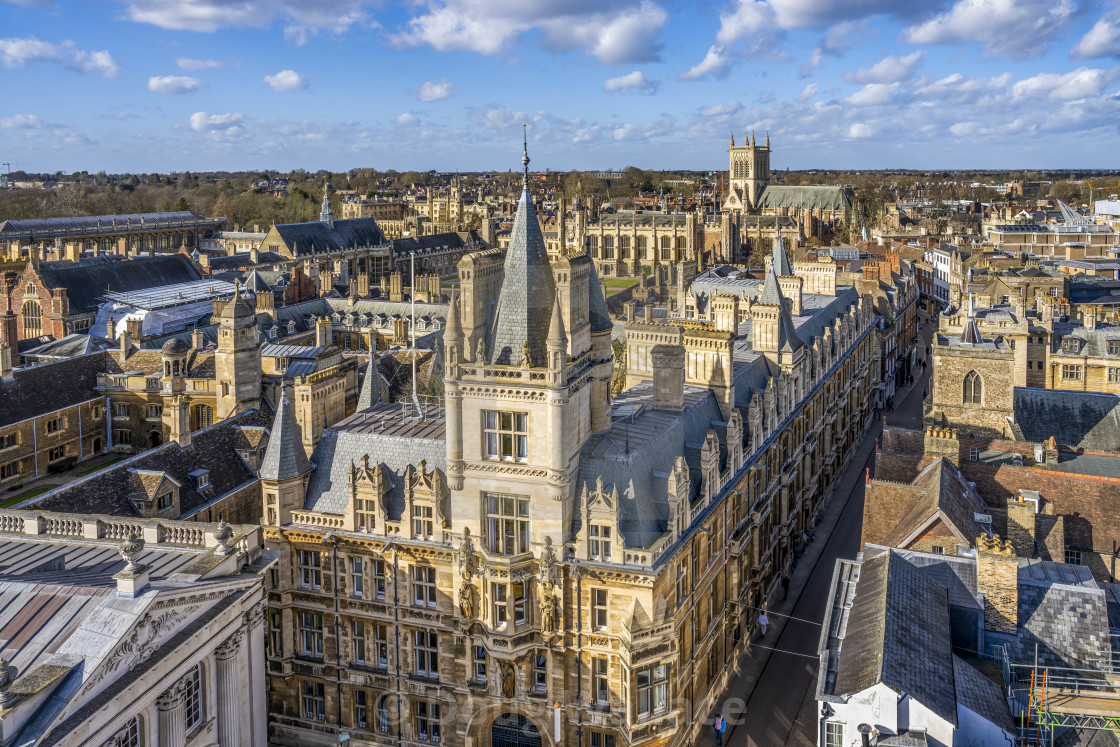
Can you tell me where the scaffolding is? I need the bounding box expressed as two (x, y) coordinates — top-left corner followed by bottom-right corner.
(1000, 646), (1120, 745)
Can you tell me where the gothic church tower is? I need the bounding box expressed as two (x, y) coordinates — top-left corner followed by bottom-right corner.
(215, 289), (262, 419)
(724, 131), (771, 211)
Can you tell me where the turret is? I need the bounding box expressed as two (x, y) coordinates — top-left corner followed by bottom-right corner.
(260, 386), (313, 526)
(546, 294), (567, 387)
(215, 289), (261, 419)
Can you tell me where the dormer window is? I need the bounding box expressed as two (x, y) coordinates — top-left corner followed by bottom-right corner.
(589, 524), (612, 561)
(287, 321), (296, 334)
(1109, 340), (1120, 356)
(157, 492), (173, 510)
(189, 469), (211, 489)
(1062, 337), (1081, 354)
(269, 326), (278, 339)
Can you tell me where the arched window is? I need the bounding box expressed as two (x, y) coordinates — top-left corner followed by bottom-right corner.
(22, 300), (41, 337)
(637, 236), (648, 258)
(963, 371), (982, 404)
(619, 235), (630, 259)
(603, 235), (614, 260)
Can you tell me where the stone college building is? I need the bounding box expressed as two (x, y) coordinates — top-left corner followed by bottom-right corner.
(261, 145), (878, 747)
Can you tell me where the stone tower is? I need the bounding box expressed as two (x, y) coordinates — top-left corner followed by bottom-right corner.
(319, 182), (333, 227)
(443, 137), (613, 548)
(259, 386), (313, 526)
(215, 289), (261, 419)
(725, 130), (771, 211)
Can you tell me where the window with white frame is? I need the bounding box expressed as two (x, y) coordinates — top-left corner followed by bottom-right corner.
(636, 664), (668, 719)
(107, 716), (141, 747)
(373, 559), (386, 599)
(414, 630), (439, 678)
(474, 645), (487, 682)
(413, 505), (434, 540)
(415, 700), (441, 742)
(183, 664), (203, 732)
(352, 619), (366, 664)
(377, 695), (391, 733)
(300, 612), (323, 658)
(589, 524), (612, 561)
(677, 560), (688, 605)
(413, 566), (436, 607)
(592, 588), (608, 630)
(302, 680), (326, 721)
(492, 582), (508, 628)
(373, 623), (388, 669)
(533, 652), (547, 691)
(356, 496), (376, 532)
(351, 557), (364, 598)
(483, 411), (528, 462)
(485, 493), (529, 555)
(1066, 548), (1083, 565)
(268, 611), (282, 656)
(355, 690), (368, 729)
(513, 581), (528, 626)
(594, 656), (609, 705)
(825, 722), (843, 747)
(298, 550), (322, 590)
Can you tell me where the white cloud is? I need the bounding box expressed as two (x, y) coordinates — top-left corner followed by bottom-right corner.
(949, 121), (980, 137)
(905, 0), (1077, 59)
(0, 114), (46, 128)
(846, 51), (924, 84)
(417, 78), (456, 101)
(699, 100), (742, 117)
(471, 106), (531, 130)
(1072, 15), (1120, 59)
(0, 37), (120, 77)
(843, 82), (901, 106)
(912, 71), (1011, 105)
(148, 75), (203, 94)
(1011, 66), (1119, 101)
(847, 123), (873, 138)
(797, 82), (820, 102)
(263, 69), (307, 91)
(393, 0), (668, 65)
(681, 46), (732, 80)
(119, 0), (374, 44)
(176, 57), (223, 70)
(395, 112), (420, 126)
(603, 70), (658, 93)
(189, 111), (244, 131)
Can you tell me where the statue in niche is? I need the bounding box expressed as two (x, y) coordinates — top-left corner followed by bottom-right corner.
(540, 596), (554, 636)
(458, 583), (475, 621)
(499, 660), (516, 699)
(539, 536), (558, 589)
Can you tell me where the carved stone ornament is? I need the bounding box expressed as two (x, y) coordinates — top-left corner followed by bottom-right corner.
(119, 532), (145, 570)
(96, 606), (199, 683)
(459, 583), (475, 621)
(213, 521), (234, 555)
(477, 338), (485, 361)
(499, 660), (516, 700)
(538, 536), (557, 589)
(539, 596), (555, 636)
(458, 528), (478, 581)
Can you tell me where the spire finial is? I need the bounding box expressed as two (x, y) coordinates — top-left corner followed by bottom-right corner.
(521, 124), (530, 187)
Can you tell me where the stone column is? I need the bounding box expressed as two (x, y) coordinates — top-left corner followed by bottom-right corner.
(215, 630), (245, 746)
(156, 681), (187, 747)
(245, 603), (268, 746)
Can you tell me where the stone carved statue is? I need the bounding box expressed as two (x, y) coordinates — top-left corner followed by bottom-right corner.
(539, 596), (554, 636)
(458, 528), (477, 581)
(459, 583), (475, 621)
(539, 536), (557, 589)
(476, 338), (485, 362)
(522, 340), (531, 367)
(499, 660), (516, 699)
(1045, 435), (1058, 451)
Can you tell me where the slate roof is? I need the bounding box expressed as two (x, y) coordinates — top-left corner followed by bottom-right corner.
(35, 254), (203, 315)
(27, 408), (271, 518)
(389, 231), (480, 259)
(273, 218), (386, 256)
(824, 550), (958, 726)
(259, 390), (313, 481)
(952, 655), (1015, 733)
(20, 333), (113, 360)
(0, 351), (119, 428)
(303, 405), (446, 517)
(486, 178), (555, 366)
(588, 258), (613, 332)
(1014, 387), (1120, 451)
(1013, 559), (1111, 669)
(771, 230), (792, 276)
(757, 185), (853, 212)
(1050, 323), (1120, 359)
(0, 211), (213, 236)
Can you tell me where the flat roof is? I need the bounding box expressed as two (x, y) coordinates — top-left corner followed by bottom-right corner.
(102, 279), (237, 310)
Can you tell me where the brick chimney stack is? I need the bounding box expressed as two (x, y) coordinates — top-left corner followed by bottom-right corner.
(976, 534), (1018, 635)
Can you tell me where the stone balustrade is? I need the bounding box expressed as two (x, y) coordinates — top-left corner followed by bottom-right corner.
(0, 509), (259, 551)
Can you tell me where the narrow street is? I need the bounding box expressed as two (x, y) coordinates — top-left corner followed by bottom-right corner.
(698, 317), (936, 747)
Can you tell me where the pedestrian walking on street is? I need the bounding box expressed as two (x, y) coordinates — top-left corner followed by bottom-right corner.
(713, 714), (726, 747)
(758, 611), (769, 637)
(781, 575), (790, 600)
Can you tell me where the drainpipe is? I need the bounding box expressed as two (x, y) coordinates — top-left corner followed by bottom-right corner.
(858, 723), (872, 747)
(573, 559), (583, 747)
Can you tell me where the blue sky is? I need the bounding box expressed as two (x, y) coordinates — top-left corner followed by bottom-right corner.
(2, 0), (1119, 173)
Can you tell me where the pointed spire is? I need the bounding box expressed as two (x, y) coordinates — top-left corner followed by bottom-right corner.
(765, 131), (770, 148)
(356, 348), (381, 410)
(961, 292), (982, 345)
(772, 226), (792, 276)
(547, 293), (567, 347)
(751, 131), (756, 147)
(445, 290), (463, 344)
(320, 182), (333, 227)
(758, 262), (784, 306)
(757, 262), (802, 351)
(730, 131), (735, 148)
(259, 387), (313, 481)
(521, 124), (530, 191)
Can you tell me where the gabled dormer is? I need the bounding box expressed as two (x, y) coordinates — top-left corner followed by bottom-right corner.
(403, 459), (447, 542)
(347, 454), (390, 534)
(577, 476), (622, 563)
(128, 468), (181, 518)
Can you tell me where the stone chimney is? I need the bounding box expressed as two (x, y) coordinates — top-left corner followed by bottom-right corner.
(191, 328), (205, 350)
(316, 316), (332, 348)
(1006, 489), (1039, 557)
(250, 245), (259, 263)
(651, 344), (686, 411)
(125, 317), (143, 342)
(255, 290), (275, 319)
(976, 534), (1018, 635)
(0, 340), (12, 381)
(924, 425), (960, 466)
(199, 252), (210, 270)
(118, 326), (132, 360)
(1084, 305), (1098, 330)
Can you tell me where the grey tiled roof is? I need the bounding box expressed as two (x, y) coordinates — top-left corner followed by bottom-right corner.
(0, 211), (211, 235)
(303, 406), (446, 516)
(273, 217), (386, 256)
(36, 254), (203, 315)
(587, 258), (612, 332)
(1014, 387), (1120, 451)
(830, 550), (958, 726)
(771, 231), (792, 276)
(487, 185), (555, 365)
(952, 655), (1015, 733)
(258, 391), (313, 481)
(0, 351), (119, 428)
(757, 185), (853, 212)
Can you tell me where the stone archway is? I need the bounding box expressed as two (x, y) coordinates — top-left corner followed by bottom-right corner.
(148, 431), (163, 448)
(491, 713), (542, 747)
